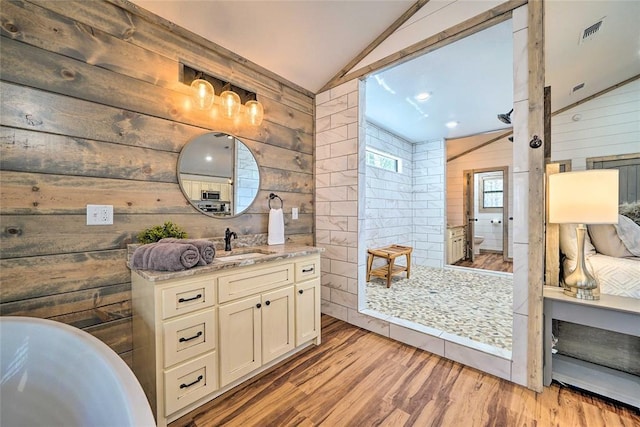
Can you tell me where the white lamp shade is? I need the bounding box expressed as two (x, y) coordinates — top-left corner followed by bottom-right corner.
(548, 169), (619, 224)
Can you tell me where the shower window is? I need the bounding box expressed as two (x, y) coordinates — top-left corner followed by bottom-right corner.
(366, 147), (402, 173)
(480, 177), (503, 211)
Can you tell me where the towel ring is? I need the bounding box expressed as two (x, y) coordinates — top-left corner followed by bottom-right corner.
(268, 193), (283, 209)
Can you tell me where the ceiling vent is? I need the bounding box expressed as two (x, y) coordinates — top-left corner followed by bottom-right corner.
(579, 18), (605, 44)
(571, 83), (585, 95)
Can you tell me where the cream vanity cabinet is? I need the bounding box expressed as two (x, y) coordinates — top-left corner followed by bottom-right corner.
(447, 226), (466, 264)
(132, 252), (320, 427)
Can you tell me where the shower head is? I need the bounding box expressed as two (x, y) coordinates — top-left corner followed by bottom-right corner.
(497, 108), (513, 124)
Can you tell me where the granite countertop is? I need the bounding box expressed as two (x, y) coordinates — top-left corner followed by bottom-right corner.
(130, 244), (324, 282)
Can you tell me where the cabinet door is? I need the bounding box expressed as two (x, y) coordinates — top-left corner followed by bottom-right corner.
(218, 295), (261, 387)
(295, 278), (320, 346)
(261, 286), (295, 364)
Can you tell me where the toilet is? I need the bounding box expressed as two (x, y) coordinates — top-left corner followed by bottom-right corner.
(473, 236), (484, 255)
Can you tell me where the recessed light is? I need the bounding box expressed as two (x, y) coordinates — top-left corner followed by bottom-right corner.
(205, 155), (213, 161)
(445, 121), (459, 129)
(414, 92), (432, 102)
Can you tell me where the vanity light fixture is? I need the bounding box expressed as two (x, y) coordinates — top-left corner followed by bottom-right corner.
(219, 83), (242, 119)
(245, 93), (265, 126)
(191, 75), (215, 110)
(182, 64), (264, 126)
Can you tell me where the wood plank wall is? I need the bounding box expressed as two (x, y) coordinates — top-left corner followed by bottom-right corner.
(0, 0), (315, 363)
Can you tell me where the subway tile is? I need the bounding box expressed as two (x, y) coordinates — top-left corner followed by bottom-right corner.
(331, 138), (358, 157)
(316, 115), (331, 132)
(317, 126), (349, 146)
(316, 173), (331, 188)
(317, 95), (348, 119)
(444, 340), (512, 381)
(331, 169), (358, 186)
(331, 288), (358, 309)
(321, 300), (348, 321)
(331, 107), (358, 128)
(321, 273), (348, 290)
(315, 90), (331, 105)
(317, 156), (348, 174)
(330, 230), (358, 246)
(316, 215), (349, 231)
(317, 186), (347, 202)
(331, 201), (358, 216)
(390, 323), (445, 357)
(331, 79), (358, 99)
(347, 309), (390, 337)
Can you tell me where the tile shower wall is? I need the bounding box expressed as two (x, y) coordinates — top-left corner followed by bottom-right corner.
(364, 123), (413, 262)
(316, 80), (360, 320)
(364, 122), (445, 268)
(413, 140), (446, 268)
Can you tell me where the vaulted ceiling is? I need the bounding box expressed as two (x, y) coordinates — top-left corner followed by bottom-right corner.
(133, 1), (640, 143)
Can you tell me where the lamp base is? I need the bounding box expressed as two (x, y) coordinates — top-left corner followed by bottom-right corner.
(563, 285), (599, 300)
(563, 224), (600, 301)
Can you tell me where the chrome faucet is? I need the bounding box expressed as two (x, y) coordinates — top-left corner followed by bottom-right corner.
(224, 228), (237, 251)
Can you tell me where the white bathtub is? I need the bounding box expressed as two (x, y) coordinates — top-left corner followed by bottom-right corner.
(0, 316), (155, 427)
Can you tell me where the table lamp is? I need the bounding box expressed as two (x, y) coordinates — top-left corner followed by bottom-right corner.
(548, 169), (619, 300)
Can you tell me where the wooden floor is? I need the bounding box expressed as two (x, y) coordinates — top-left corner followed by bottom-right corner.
(171, 316), (638, 427)
(454, 252), (513, 273)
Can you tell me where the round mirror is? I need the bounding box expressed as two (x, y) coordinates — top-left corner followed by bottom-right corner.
(178, 132), (260, 217)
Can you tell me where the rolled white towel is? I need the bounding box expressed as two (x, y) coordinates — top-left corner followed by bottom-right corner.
(268, 208), (285, 245)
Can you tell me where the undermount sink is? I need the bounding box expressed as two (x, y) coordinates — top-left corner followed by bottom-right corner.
(215, 248), (275, 262)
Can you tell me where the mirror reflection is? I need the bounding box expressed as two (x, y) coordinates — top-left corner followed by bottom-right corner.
(178, 132), (260, 217)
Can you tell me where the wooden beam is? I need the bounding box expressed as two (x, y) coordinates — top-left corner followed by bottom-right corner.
(322, 0), (527, 91)
(318, 0), (430, 93)
(527, 0), (545, 393)
(447, 130), (513, 162)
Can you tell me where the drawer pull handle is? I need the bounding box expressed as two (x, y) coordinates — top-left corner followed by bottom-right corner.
(298, 289), (304, 294)
(178, 293), (202, 303)
(302, 267), (314, 273)
(180, 375), (203, 389)
(179, 331), (203, 343)
(256, 303), (262, 309)
(265, 300), (271, 306)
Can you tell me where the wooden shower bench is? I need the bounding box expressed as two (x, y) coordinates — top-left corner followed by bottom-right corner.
(366, 244), (413, 288)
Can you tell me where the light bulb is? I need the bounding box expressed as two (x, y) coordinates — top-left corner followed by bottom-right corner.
(190, 79), (214, 110)
(220, 90), (241, 118)
(245, 100), (264, 126)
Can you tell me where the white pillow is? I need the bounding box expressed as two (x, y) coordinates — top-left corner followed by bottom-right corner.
(615, 214), (640, 257)
(559, 223), (596, 260)
(588, 222), (633, 258)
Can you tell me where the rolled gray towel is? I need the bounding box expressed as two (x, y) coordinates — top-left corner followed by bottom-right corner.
(131, 242), (200, 271)
(159, 238), (216, 265)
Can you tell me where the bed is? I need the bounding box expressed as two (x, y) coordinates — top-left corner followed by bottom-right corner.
(560, 211), (640, 298)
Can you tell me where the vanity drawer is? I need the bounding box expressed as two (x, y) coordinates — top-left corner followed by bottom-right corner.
(162, 277), (216, 319)
(163, 309), (216, 368)
(295, 258), (319, 282)
(164, 351), (218, 416)
(218, 263), (294, 303)
(448, 227), (465, 239)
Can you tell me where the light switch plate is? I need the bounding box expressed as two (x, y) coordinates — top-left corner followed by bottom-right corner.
(292, 207), (299, 220)
(87, 204), (113, 225)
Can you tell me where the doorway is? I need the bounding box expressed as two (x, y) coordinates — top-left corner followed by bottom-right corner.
(458, 166), (511, 272)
